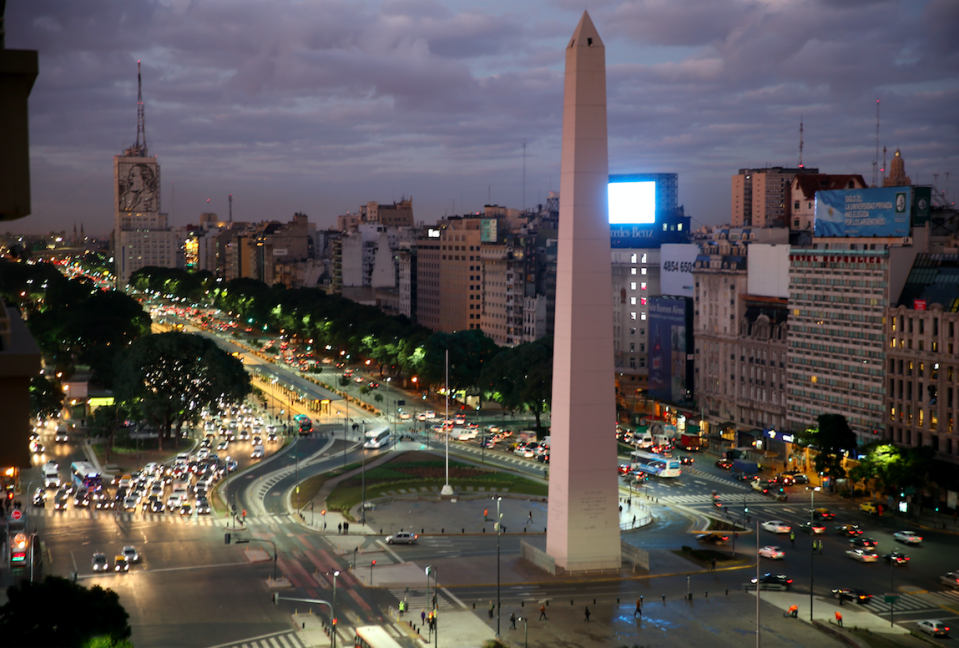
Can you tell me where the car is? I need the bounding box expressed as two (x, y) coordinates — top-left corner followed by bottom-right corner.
(423, 411), (436, 419)
(846, 548), (879, 563)
(893, 530), (923, 545)
(859, 501), (883, 515)
(92, 552), (108, 572)
(696, 532), (729, 544)
(216, 441), (229, 451)
(32, 488), (46, 507)
(268, 432), (278, 443)
(179, 504), (193, 516)
(917, 621), (951, 638)
(759, 546), (785, 560)
(114, 555), (129, 572)
(251, 445), (264, 459)
(836, 524), (863, 537)
(679, 456), (694, 465)
(55, 432), (69, 442)
(799, 521), (826, 534)
(196, 498), (211, 515)
(53, 492), (69, 510)
(149, 499), (165, 513)
(940, 571), (959, 588)
(761, 520), (792, 534)
(354, 376), (365, 384)
(123, 497), (138, 511)
(385, 532), (418, 545)
(883, 549), (910, 565)
(74, 489), (91, 507)
(368, 382), (380, 389)
(849, 537), (879, 549)
(122, 546), (139, 563)
(95, 498), (116, 511)
(398, 411), (411, 421)
(166, 494), (183, 511)
(811, 508), (836, 520)
(832, 588), (873, 604)
(617, 463), (632, 475)
(749, 573), (793, 591)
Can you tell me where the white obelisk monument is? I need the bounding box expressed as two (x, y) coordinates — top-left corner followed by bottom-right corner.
(546, 11), (622, 572)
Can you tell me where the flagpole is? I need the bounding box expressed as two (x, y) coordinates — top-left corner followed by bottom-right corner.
(441, 349), (454, 496)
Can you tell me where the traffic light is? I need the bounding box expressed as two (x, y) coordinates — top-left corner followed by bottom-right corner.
(371, 560), (376, 566)
(332, 618), (337, 627)
(321, 509), (326, 516)
(744, 506), (749, 513)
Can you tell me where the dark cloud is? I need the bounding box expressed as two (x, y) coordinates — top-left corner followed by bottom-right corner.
(5, 0), (956, 235)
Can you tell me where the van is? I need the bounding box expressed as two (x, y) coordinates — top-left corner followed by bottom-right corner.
(176, 452), (190, 464)
(251, 445), (264, 459)
(43, 466), (61, 489)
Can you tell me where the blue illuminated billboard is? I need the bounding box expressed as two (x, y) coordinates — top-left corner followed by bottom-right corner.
(814, 187), (910, 237)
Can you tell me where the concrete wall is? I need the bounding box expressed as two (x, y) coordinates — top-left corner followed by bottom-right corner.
(747, 244), (790, 298)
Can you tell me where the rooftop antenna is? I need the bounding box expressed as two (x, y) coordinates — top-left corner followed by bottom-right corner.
(136, 60), (147, 156)
(522, 140), (527, 211)
(171, 180), (175, 224)
(872, 99), (880, 187)
(882, 146), (887, 185)
(947, 171), (951, 203)
(798, 117), (804, 168)
(229, 194), (233, 222)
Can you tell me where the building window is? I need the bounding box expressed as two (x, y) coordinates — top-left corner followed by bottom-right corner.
(641, 268), (647, 275)
(631, 268), (637, 275)
(630, 282), (637, 290)
(641, 282), (647, 291)
(630, 312), (636, 321)
(641, 254), (647, 263)
(630, 297), (637, 305)
(640, 312), (647, 321)
(630, 253), (637, 263)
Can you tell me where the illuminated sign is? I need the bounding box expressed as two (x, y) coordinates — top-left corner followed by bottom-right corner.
(609, 181), (656, 225)
(427, 229), (441, 238)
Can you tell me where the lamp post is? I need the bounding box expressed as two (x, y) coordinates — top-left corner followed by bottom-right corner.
(361, 436), (367, 524)
(808, 486), (820, 622)
(331, 570), (340, 648)
(495, 495), (502, 638)
(426, 564), (432, 620)
(520, 615), (528, 648)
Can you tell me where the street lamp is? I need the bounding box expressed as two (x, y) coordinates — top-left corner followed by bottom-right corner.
(331, 570), (340, 648)
(495, 495), (502, 638)
(519, 615), (528, 648)
(808, 485), (820, 621)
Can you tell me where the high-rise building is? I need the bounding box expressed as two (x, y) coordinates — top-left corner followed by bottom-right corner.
(414, 219), (483, 333)
(732, 167), (819, 228)
(114, 63), (175, 286)
(883, 148), (912, 187)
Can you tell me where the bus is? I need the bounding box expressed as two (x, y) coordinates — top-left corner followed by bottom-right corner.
(363, 427), (391, 449)
(71, 461), (103, 491)
(354, 625), (404, 648)
(630, 450), (682, 478)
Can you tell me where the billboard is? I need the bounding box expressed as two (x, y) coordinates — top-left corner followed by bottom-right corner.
(609, 181), (656, 224)
(660, 244), (698, 298)
(814, 187), (910, 237)
(912, 186), (932, 227)
(608, 173), (686, 248)
(648, 297), (692, 403)
(480, 218), (498, 243)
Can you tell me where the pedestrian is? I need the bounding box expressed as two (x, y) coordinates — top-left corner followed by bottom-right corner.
(835, 611), (843, 628)
(510, 612), (517, 630)
(421, 610), (426, 625)
(632, 515), (636, 527)
(344, 521), (349, 534)
(819, 540), (823, 555)
(539, 604), (547, 621)
(790, 530), (795, 545)
(338, 522), (342, 535)
(489, 600), (495, 619)
(711, 557), (716, 571)
(529, 511), (533, 523)
(584, 606), (591, 623)
(634, 598), (642, 617)
(787, 605), (798, 618)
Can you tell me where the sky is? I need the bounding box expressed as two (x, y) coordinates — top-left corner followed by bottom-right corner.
(6, 0), (958, 236)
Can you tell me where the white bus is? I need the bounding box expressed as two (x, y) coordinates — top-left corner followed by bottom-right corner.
(363, 427), (391, 449)
(70, 461), (103, 491)
(354, 626), (404, 648)
(630, 450), (682, 478)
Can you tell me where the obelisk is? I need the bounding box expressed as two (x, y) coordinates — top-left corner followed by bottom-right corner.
(546, 11), (621, 572)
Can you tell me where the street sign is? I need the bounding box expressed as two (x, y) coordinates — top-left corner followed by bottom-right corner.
(884, 594), (900, 604)
(11, 509), (22, 521)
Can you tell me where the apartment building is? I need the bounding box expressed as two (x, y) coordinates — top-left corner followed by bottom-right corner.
(414, 219), (483, 333)
(612, 249), (660, 397)
(789, 174), (867, 232)
(732, 167), (819, 228)
(481, 238), (524, 347)
(886, 254), (959, 465)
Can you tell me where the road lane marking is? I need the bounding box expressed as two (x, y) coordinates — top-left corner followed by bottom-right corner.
(378, 539), (405, 564)
(141, 560), (250, 574)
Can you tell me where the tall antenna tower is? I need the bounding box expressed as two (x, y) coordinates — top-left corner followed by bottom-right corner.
(135, 60), (147, 156)
(229, 194), (233, 222)
(798, 117), (804, 168)
(522, 140), (527, 212)
(882, 146), (887, 186)
(872, 99), (880, 187)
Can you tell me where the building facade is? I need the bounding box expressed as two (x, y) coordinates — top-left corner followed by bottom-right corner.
(732, 167), (818, 228)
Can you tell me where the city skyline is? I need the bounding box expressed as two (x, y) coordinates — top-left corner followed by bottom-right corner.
(7, 0), (958, 235)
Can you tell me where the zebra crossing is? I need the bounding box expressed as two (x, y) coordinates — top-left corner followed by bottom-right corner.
(930, 589), (959, 608)
(33, 507), (221, 525)
(418, 536), (460, 557)
(864, 592), (944, 615)
(388, 586), (458, 612)
(206, 629), (307, 648)
(659, 492), (783, 506)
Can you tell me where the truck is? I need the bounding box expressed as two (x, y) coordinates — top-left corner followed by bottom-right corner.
(677, 434), (703, 452)
(731, 459), (759, 479)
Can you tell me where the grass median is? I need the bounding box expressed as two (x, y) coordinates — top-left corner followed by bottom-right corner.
(326, 454), (548, 519)
(291, 461), (362, 510)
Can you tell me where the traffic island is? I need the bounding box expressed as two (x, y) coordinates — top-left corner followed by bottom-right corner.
(266, 575), (292, 589)
(672, 546), (751, 570)
(244, 547), (271, 563)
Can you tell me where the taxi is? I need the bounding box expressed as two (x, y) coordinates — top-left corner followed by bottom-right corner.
(859, 501), (883, 515)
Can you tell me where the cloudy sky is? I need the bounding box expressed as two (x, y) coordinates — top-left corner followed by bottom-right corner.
(7, 0), (958, 236)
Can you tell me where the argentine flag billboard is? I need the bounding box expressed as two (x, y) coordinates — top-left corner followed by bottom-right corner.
(814, 187), (911, 237)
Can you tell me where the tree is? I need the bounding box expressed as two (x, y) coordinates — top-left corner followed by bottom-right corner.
(114, 332), (251, 450)
(0, 575), (131, 647)
(30, 375), (64, 421)
(795, 414), (858, 481)
(421, 329), (501, 396)
(850, 442), (935, 496)
(88, 403), (138, 462)
(480, 337), (553, 432)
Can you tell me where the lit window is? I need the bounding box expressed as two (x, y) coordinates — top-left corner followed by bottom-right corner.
(641, 268), (647, 275)
(640, 312), (647, 321)
(641, 254), (647, 263)
(630, 312), (637, 321)
(641, 297), (647, 306)
(630, 254), (637, 263)
(630, 297), (637, 305)
(641, 283), (647, 290)
(630, 282), (637, 290)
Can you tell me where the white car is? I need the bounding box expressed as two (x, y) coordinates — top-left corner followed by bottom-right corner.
(893, 530), (923, 545)
(762, 520), (792, 534)
(424, 411), (436, 419)
(122, 546), (140, 563)
(398, 411), (411, 421)
(846, 548), (879, 563)
(759, 546), (785, 560)
(385, 532), (418, 545)
(917, 620), (950, 638)
(166, 494), (183, 511)
(251, 445), (264, 459)
(92, 552), (108, 572)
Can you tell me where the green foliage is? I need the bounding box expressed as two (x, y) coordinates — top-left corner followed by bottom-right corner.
(421, 329), (502, 394)
(30, 375), (64, 420)
(480, 337), (552, 431)
(796, 414), (857, 479)
(849, 442), (935, 495)
(0, 575), (131, 647)
(114, 332), (251, 450)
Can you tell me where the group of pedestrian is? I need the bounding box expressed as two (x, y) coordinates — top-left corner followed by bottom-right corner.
(337, 521), (350, 534)
(813, 539), (823, 554)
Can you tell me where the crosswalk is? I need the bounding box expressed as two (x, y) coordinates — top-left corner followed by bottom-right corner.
(659, 492), (784, 506)
(388, 586), (459, 613)
(32, 507), (221, 526)
(207, 629), (307, 648)
(418, 536), (460, 557)
(864, 592), (946, 615)
(931, 589), (959, 608)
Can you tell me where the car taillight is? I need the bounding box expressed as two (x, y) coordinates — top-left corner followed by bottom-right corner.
(786, 579), (793, 584)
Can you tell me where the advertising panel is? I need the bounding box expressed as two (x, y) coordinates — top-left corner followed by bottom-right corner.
(659, 244), (698, 298)
(648, 297), (692, 403)
(912, 186), (932, 227)
(480, 218), (498, 243)
(609, 181), (656, 225)
(814, 187), (911, 237)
